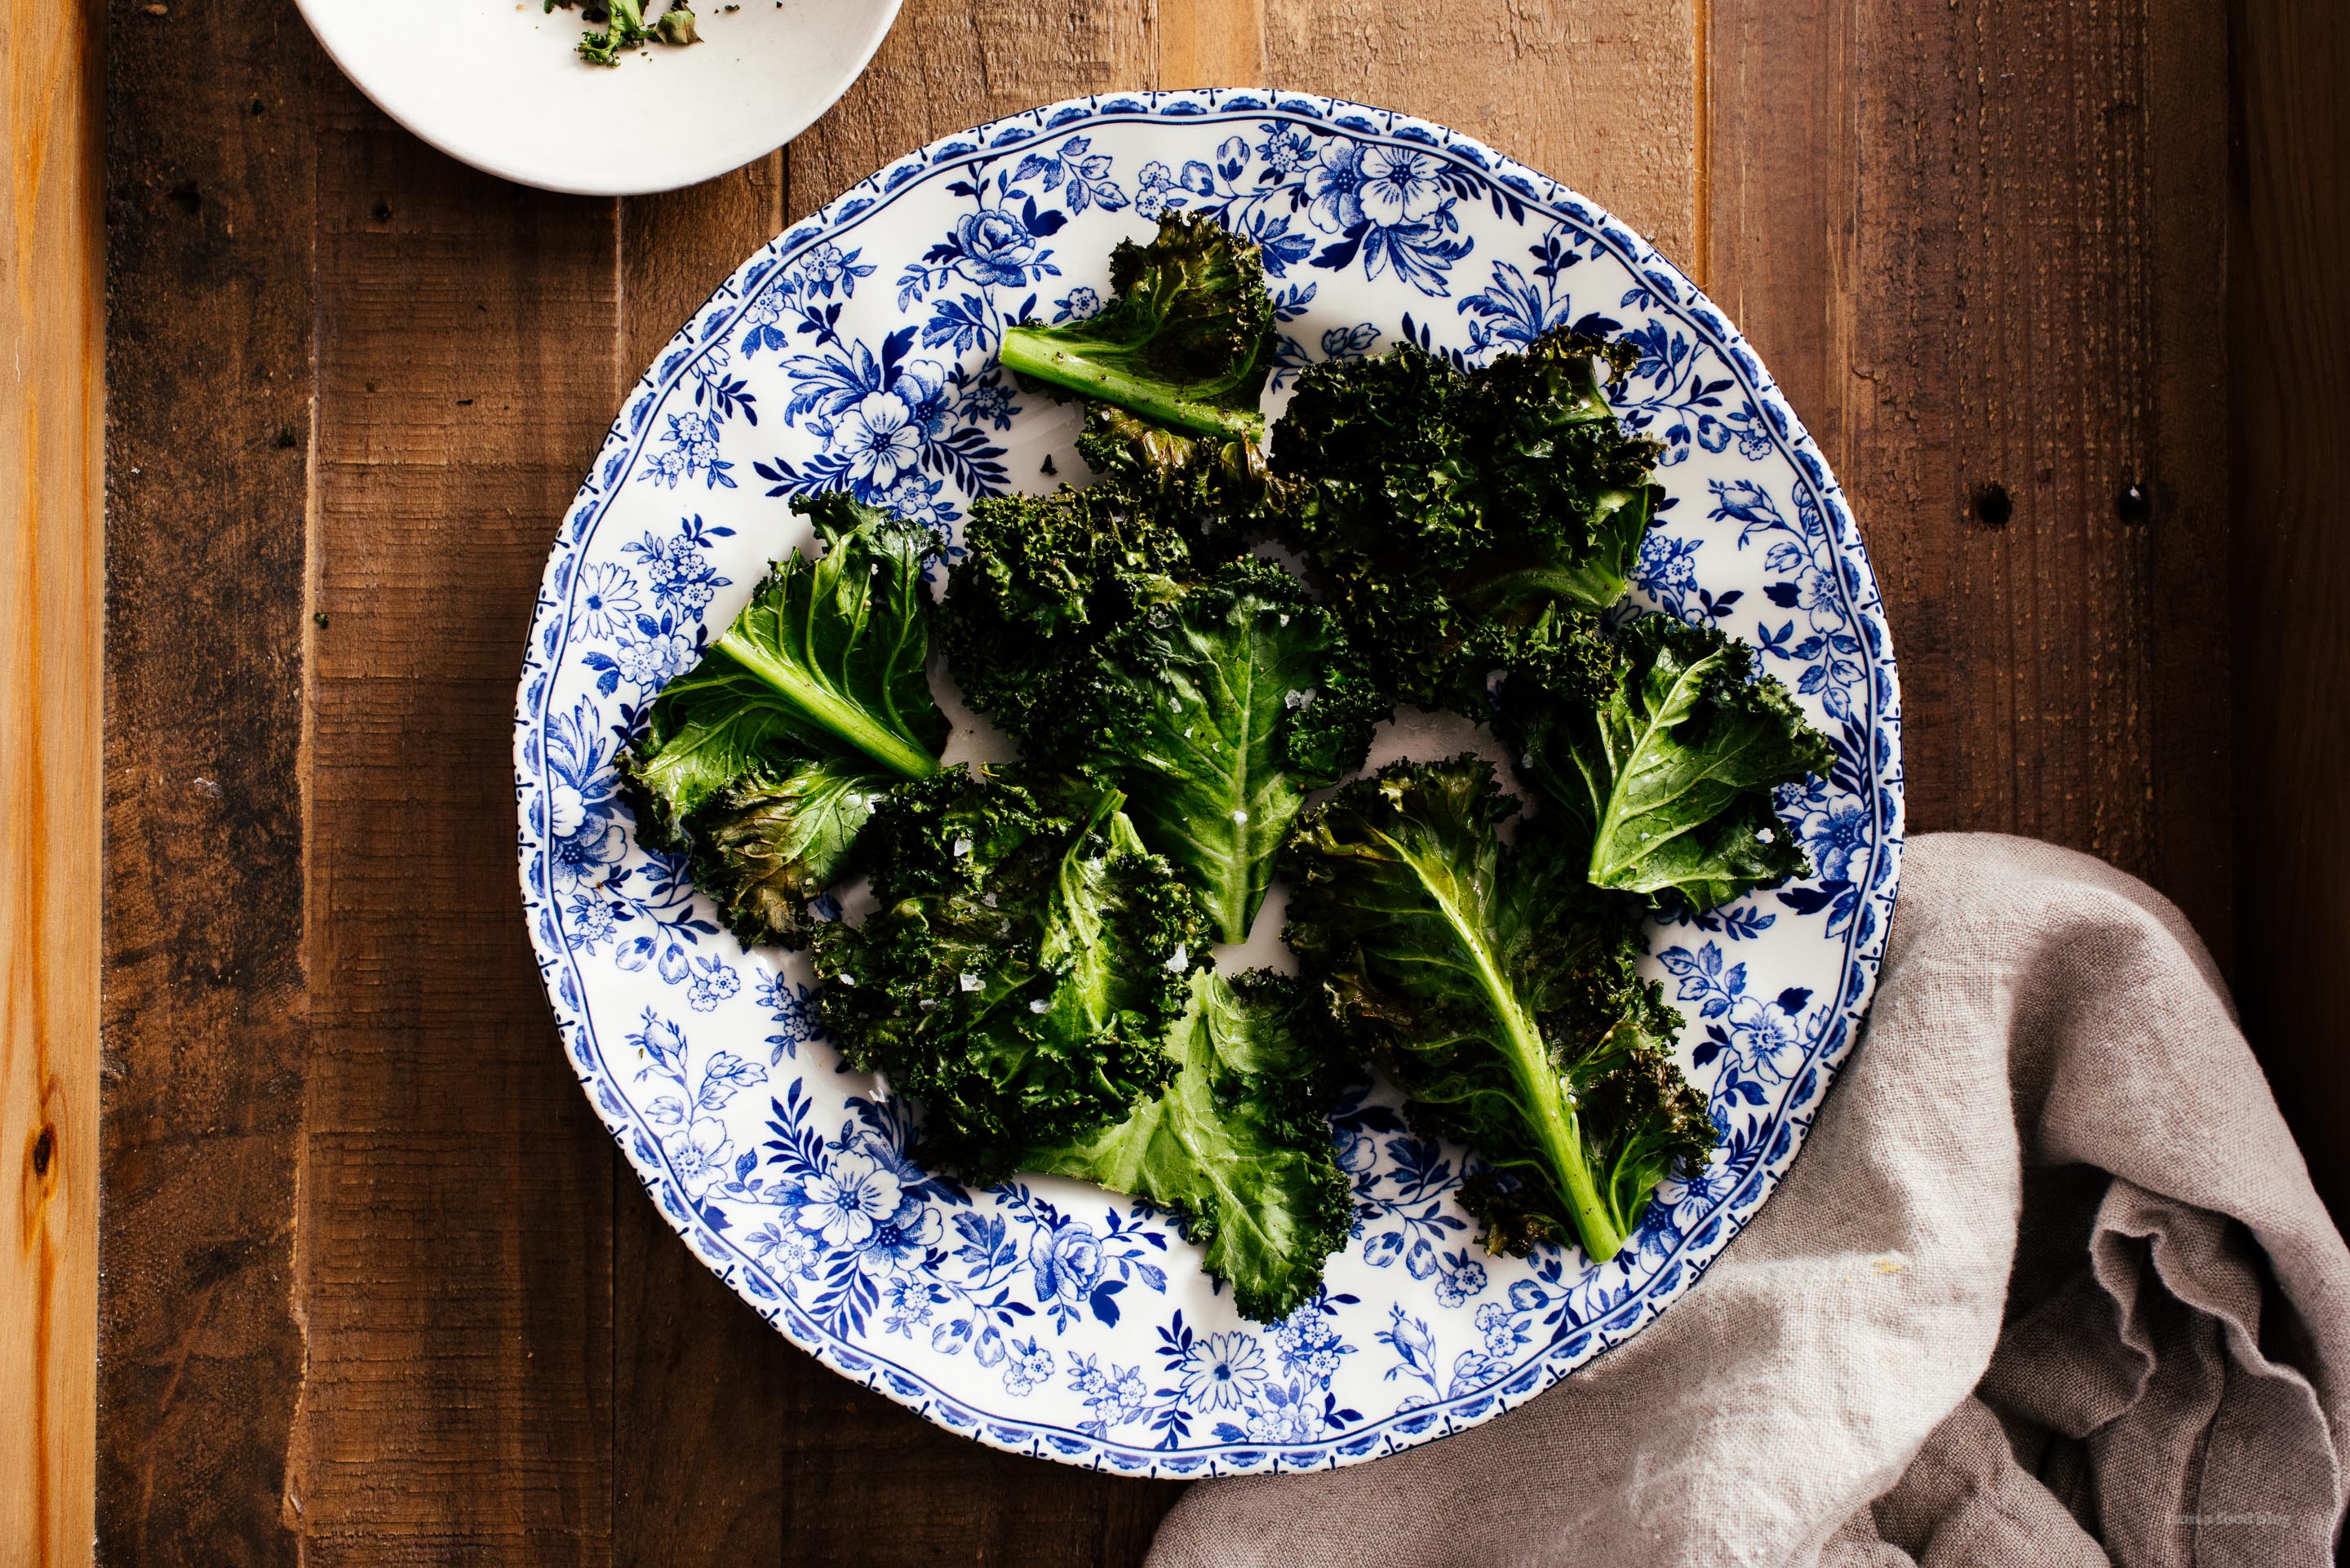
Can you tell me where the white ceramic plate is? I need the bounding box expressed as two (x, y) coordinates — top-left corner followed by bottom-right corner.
(516, 91), (1905, 1475)
(297, 0), (901, 196)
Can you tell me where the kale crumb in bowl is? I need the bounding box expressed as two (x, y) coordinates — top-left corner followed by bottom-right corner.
(545, 0), (703, 66)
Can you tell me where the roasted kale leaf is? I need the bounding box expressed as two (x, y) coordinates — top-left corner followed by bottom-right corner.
(681, 760), (887, 950)
(1026, 967), (1352, 1322)
(1282, 755), (1715, 1263)
(943, 467), (1381, 944)
(937, 477), (1224, 738)
(1500, 613), (1833, 910)
(812, 768), (1210, 1185)
(621, 493), (946, 946)
(1022, 556), (1386, 944)
(1271, 328), (1662, 713)
(1000, 213), (1275, 441)
(1074, 401), (1288, 536)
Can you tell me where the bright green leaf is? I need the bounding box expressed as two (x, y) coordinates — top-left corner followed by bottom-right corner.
(1501, 613), (1832, 909)
(1000, 212), (1275, 441)
(1027, 968), (1351, 1322)
(1282, 755), (1714, 1263)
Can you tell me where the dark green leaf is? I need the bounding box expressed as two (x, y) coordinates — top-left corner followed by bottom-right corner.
(1033, 557), (1384, 943)
(813, 768), (1209, 1183)
(938, 479), (1209, 736)
(1282, 755), (1713, 1262)
(1501, 613), (1833, 908)
(1270, 327), (1663, 712)
(1073, 401), (1290, 537)
(688, 759), (885, 948)
(1026, 968), (1351, 1322)
(1000, 213), (1275, 441)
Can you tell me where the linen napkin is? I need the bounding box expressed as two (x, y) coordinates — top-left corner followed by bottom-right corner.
(1149, 833), (2350, 1567)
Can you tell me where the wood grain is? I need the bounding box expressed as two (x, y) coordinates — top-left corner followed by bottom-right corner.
(2230, 0), (2350, 1223)
(1706, 0), (2233, 957)
(99, 2), (319, 1561)
(2, 0), (102, 1563)
(290, 73), (620, 1561)
(1158, 0), (1266, 88)
(89, 0), (2298, 1561)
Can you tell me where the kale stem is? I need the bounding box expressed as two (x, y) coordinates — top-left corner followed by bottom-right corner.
(1399, 833), (1625, 1263)
(716, 629), (942, 781)
(1481, 963), (1624, 1263)
(1000, 330), (1265, 443)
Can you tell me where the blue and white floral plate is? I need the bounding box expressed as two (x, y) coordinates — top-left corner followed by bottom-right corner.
(515, 91), (1904, 1477)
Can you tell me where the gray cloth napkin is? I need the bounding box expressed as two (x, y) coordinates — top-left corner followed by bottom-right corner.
(1149, 834), (2350, 1568)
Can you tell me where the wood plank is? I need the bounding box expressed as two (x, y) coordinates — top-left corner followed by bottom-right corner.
(2140, 0), (2233, 963)
(1699, 0), (1846, 450)
(1, 0), (102, 1563)
(96, 5), (321, 1561)
(1706, 0), (2233, 957)
(1158, 0), (1267, 88)
(611, 156), (796, 1566)
(2230, 0), (2350, 1222)
(288, 74), (619, 1560)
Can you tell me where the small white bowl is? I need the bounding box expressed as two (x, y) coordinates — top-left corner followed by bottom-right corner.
(297, 0), (902, 196)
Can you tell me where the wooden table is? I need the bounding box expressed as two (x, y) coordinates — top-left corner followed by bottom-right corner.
(4, 0), (2343, 1560)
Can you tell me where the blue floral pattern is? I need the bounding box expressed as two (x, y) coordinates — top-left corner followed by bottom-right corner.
(514, 92), (1904, 1478)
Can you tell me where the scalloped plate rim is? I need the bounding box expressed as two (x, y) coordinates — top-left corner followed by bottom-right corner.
(512, 87), (1905, 1477)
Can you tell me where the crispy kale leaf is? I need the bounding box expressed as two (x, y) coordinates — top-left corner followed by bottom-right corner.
(1026, 967), (1352, 1322)
(1282, 755), (1714, 1263)
(620, 494), (946, 946)
(1270, 328), (1661, 712)
(1025, 556), (1386, 944)
(938, 478), (1220, 737)
(681, 760), (885, 949)
(1000, 213), (1275, 442)
(1075, 402), (1288, 535)
(943, 468), (1383, 944)
(1500, 613), (1833, 909)
(812, 768), (1210, 1184)
(555, 0), (699, 64)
